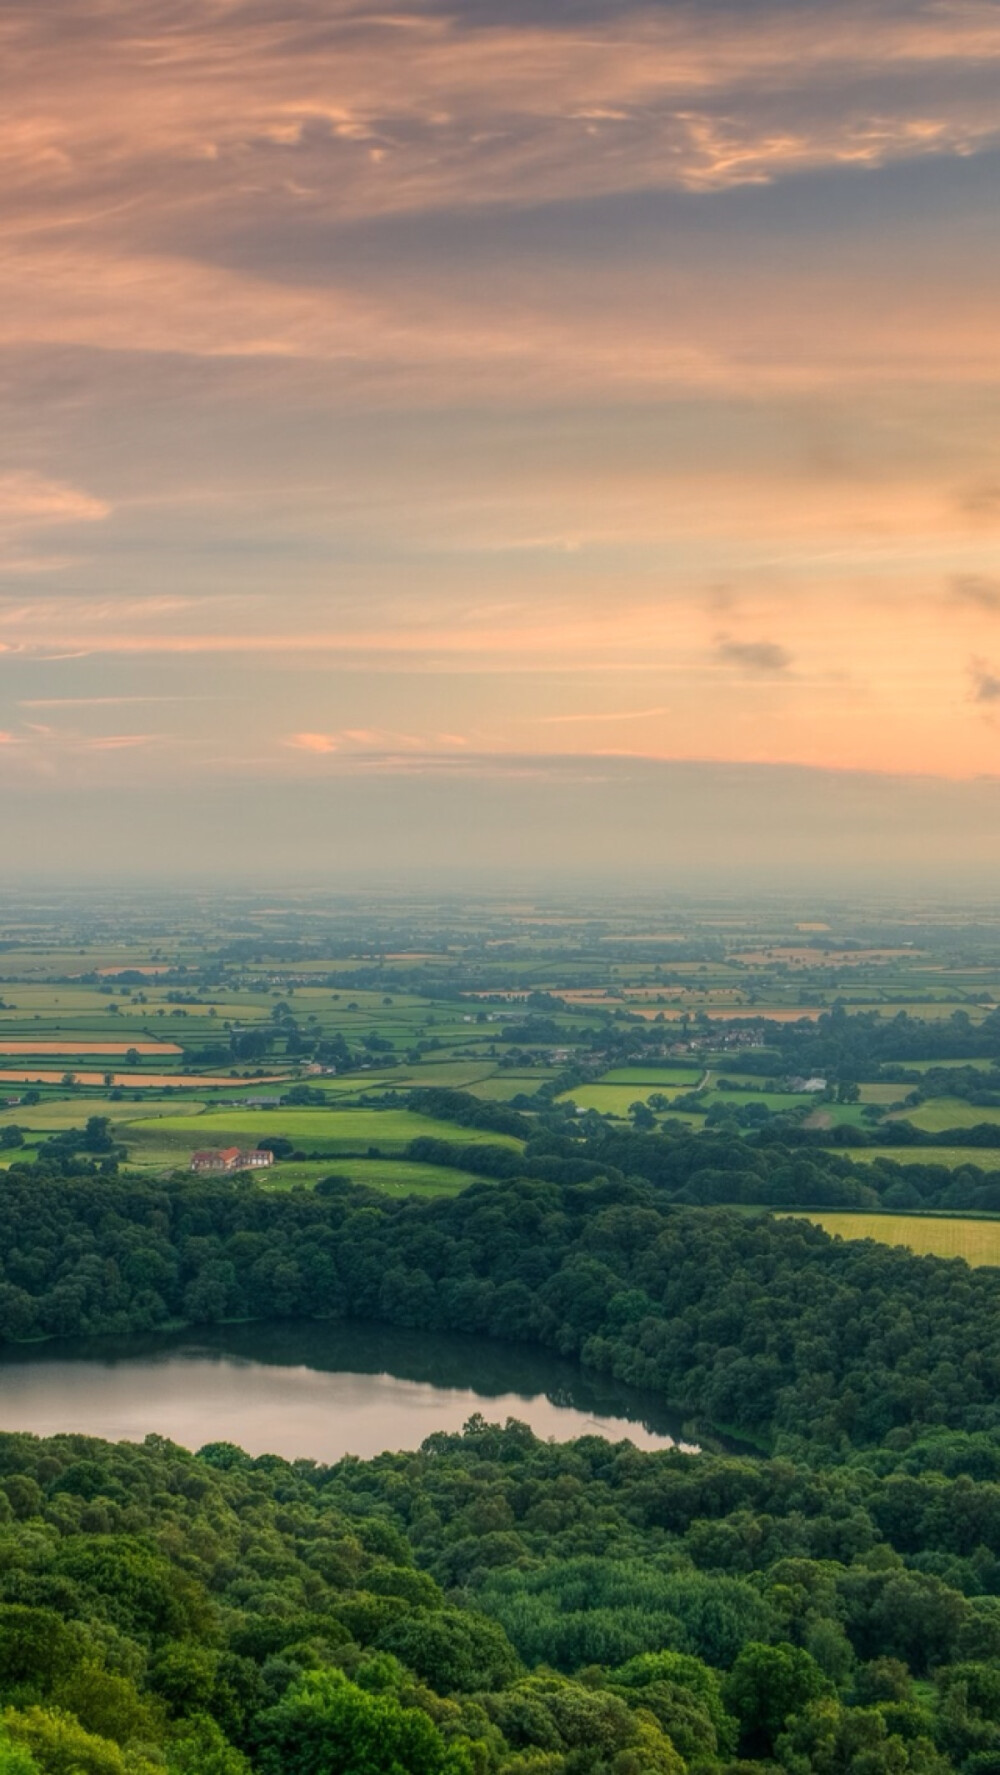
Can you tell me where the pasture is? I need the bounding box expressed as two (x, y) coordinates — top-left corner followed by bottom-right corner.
(851, 1146), (1000, 1171)
(127, 1106), (523, 1161)
(890, 1098), (1000, 1132)
(258, 1158), (480, 1196)
(556, 1083), (697, 1117)
(702, 1088), (808, 1112)
(598, 1066), (706, 1086)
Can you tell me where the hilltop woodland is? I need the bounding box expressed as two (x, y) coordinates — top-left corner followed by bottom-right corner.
(6, 1161), (1000, 1775)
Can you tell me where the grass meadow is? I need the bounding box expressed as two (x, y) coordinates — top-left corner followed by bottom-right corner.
(851, 1146), (1000, 1170)
(127, 1106), (523, 1159)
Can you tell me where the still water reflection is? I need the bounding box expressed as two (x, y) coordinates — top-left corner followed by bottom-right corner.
(0, 1322), (704, 1462)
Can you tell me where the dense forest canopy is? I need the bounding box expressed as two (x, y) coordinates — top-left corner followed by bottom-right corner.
(0, 1406), (1000, 1775)
(5, 1117), (1000, 1774)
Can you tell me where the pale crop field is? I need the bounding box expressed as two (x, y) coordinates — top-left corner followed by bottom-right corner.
(891, 1098), (1000, 1132)
(0, 1069), (291, 1088)
(0, 1041), (182, 1055)
(781, 1211), (1000, 1265)
(851, 1146), (1000, 1170)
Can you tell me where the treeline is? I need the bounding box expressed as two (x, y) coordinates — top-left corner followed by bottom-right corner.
(402, 1116), (1000, 1212)
(4, 1166), (1000, 1459)
(573, 1123), (1000, 1212)
(698, 1009), (1000, 1081)
(578, 1008), (1000, 1087)
(393, 1089), (532, 1142)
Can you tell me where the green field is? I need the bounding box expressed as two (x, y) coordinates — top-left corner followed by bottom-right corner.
(890, 1097), (1000, 1131)
(128, 1106), (523, 1160)
(702, 1089), (807, 1111)
(556, 1083), (698, 1117)
(464, 1073), (555, 1100)
(851, 1145), (1000, 1170)
(782, 1211), (1000, 1266)
(895, 1058), (1000, 1073)
(258, 1157), (480, 1196)
(0, 1095), (190, 1130)
(599, 1066), (705, 1086)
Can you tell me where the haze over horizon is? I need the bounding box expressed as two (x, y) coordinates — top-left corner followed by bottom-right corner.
(2, 0), (999, 878)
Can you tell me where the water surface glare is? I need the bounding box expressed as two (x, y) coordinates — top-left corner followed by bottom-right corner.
(0, 1322), (701, 1461)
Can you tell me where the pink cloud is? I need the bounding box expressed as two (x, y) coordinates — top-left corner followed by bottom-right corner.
(287, 731), (339, 752)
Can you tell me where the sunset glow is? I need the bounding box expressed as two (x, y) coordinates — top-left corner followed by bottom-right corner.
(3, 0), (999, 874)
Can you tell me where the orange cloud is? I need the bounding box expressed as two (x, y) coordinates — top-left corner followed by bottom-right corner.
(0, 1), (997, 399)
(287, 732), (339, 752)
(0, 474), (110, 573)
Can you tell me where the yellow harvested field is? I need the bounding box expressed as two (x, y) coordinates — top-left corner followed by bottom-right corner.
(0, 1041), (182, 1055)
(782, 1212), (1000, 1266)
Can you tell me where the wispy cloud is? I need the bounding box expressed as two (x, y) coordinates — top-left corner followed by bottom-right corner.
(0, 473), (109, 572)
(0, 2), (997, 398)
(287, 732), (339, 753)
(18, 696), (191, 708)
(6, 0), (1000, 241)
(969, 657), (1000, 702)
(953, 574), (1000, 612)
(536, 706), (669, 724)
(286, 726), (468, 755)
(714, 636), (793, 673)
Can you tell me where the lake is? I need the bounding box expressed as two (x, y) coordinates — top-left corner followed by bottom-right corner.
(0, 1321), (704, 1462)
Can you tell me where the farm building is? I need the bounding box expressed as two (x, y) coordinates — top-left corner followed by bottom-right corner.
(190, 1147), (274, 1173)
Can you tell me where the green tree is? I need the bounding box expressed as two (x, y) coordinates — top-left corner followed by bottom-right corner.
(724, 1642), (830, 1757)
(377, 1610), (521, 1693)
(257, 1670), (472, 1775)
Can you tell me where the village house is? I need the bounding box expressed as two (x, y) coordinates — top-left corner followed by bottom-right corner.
(190, 1147), (274, 1174)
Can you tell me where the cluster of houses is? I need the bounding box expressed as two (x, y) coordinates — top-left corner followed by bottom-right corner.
(190, 1147), (274, 1174)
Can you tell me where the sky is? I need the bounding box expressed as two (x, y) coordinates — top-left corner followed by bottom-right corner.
(2, 0), (1000, 881)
